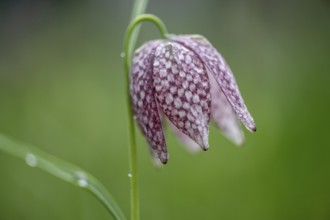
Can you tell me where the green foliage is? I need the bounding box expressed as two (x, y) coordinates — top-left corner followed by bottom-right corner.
(0, 134), (126, 220)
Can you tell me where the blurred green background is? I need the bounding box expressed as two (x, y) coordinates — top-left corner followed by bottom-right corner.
(0, 0), (330, 219)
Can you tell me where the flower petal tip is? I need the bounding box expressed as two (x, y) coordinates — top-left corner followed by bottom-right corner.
(242, 117), (256, 133)
(232, 136), (245, 146)
(159, 152), (169, 164)
(199, 138), (209, 151)
(160, 159), (168, 165)
(246, 124), (257, 133)
(202, 146), (209, 151)
(150, 150), (168, 166)
(195, 131), (209, 151)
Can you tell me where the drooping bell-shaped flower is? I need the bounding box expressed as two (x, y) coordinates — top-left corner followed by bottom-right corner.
(130, 34), (256, 164)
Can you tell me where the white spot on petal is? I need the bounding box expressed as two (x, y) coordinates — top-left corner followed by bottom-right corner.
(185, 121), (191, 129)
(167, 74), (174, 82)
(178, 110), (186, 118)
(170, 86), (177, 94)
(174, 98), (182, 108)
(172, 65), (178, 74)
(185, 91), (192, 101)
(179, 71), (186, 78)
(140, 91), (145, 99)
(178, 89), (184, 97)
(186, 74), (193, 81)
(183, 102), (190, 109)
(166, 94), (173, 104)
(183, 81), (189, 89)
(161, 80), (169, 88)
(189, 84), (196, 91)
(165, 61), (172, 68)
(185, 55), (192, 63)
(193, 94), (200, 103)
(160, 69), (167, 77)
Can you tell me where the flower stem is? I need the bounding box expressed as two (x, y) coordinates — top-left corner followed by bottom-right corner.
(123, 13), (168, 220)
(124, 14), (168, 68)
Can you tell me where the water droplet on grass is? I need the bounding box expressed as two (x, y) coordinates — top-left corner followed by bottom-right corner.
(25, 153), (38, 167)
(120, 52), (125, 58)
(75, 171), (88, 187)
(128, 172), (132, 178)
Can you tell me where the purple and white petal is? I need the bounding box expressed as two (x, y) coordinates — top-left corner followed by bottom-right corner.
(130, 40), (168, 163)
(171, 35), (256, 132)
(153, 42), (211, 150)
(168, 119), (201, 152)
(208, 71), (244, 145)
(159, 112), (200, 152)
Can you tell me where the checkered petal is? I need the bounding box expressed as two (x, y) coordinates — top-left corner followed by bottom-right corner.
(158, 113), (200, 152)
(153, 42), (211, 150)
(171, 35), (256, 132)
(208, 71), (244, 145)
(168, 119), (201, 152)
(130, 41), (169, 163)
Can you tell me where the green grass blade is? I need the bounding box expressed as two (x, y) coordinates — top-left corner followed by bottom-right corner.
(0, 133), (127, 220)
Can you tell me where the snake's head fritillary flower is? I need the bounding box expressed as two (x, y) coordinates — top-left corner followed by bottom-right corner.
(130, 34), (256, 164)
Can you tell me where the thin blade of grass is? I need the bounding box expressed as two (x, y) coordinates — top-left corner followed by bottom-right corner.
(0, 133), (127, 220)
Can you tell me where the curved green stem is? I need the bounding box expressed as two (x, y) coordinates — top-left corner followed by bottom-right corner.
(124, 14), (169, 68)
(123, 13), (168, 220)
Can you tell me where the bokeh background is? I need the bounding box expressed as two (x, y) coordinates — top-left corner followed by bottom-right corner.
(0, 0), (330, 219)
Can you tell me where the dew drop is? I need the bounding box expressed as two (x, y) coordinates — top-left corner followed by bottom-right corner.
(75, 171), (89, 187)
(120, 52), (125, 58)
(128, 172), (132, 178)
(25, 153), (38, 167)
(78, 179), (88, 187)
